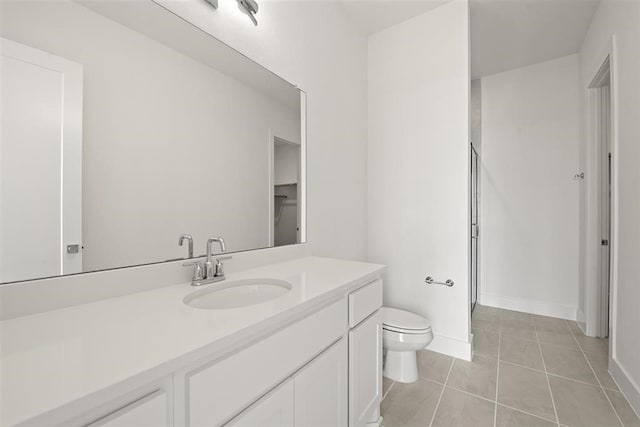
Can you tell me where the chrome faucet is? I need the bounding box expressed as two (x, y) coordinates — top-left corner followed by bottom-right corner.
(205, 237), (226, 279)
(183, 236), (229, 286)
(178, 234), (194, 258)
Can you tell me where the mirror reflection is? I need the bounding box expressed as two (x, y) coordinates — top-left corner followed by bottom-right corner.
(0, 0), (305, 284)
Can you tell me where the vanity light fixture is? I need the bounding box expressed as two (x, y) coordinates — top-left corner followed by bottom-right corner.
(203, 0), (258, 26)
(237, 0), (259, 26)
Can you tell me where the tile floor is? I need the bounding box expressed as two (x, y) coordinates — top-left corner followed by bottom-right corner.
(380, 305), (640, 427)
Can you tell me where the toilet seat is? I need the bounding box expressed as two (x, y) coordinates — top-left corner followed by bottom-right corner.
(382, 307), (431, 333)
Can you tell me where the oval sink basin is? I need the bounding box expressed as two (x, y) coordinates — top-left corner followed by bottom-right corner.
(184, 278), (292, 309)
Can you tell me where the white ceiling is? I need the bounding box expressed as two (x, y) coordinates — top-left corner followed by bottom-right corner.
(337, 0), (599, 79)
(338, 1), (449, 35)
(470, 0), (599, 78)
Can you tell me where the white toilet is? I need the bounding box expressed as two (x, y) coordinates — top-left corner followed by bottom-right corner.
(382, 307), (433, 383)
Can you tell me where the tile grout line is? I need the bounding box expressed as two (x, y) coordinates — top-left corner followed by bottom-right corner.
(381, 380), (395, 402)
(531, 317), (560, 425)
(428, 357), (455, 427)
(494, 312), (503, 427)
(442, 382), (560, 424)
(445, 384), (495, 404)
(566, 321), (625, 427)
(498, 357), (617, 390)
(498, 402), (561, 425)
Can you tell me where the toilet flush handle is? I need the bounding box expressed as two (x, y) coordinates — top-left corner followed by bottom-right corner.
(425, 276), (455, 287)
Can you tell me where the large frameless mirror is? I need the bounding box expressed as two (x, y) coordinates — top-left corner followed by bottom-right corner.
(0, 0), (306, 284)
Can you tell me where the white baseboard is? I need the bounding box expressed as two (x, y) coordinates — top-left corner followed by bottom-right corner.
(480, 293), (577, 320)
(576, 308), (587, 334)
(610, 357), (640, 419)
(425, 334), (473, 361)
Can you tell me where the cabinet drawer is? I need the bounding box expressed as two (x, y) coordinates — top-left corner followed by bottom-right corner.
(348, 279), (382, 328)
(185, 299), (347, 426)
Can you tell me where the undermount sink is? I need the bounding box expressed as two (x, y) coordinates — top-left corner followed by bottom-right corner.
(184, 278), (292, 309)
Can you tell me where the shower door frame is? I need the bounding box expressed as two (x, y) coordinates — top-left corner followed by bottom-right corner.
(470, 143), (479, 314)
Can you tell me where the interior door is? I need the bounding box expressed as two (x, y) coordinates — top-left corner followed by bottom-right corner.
(0, 38), (83, 282)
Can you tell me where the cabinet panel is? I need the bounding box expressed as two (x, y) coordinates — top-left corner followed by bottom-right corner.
(226, 381), (294, 427)
(184, 299), (347, 426)
(349, 311), (382, 427)
(294, 338), (347, 427)
(86, 390), (169, 427)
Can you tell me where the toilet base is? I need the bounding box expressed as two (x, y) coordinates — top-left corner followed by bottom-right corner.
(383, 349), (418, 383)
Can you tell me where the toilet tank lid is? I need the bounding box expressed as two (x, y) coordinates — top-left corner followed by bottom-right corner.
(381, 307), (431, 330)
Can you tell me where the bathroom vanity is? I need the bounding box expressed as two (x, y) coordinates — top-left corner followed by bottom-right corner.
(0, 257), (385, 427)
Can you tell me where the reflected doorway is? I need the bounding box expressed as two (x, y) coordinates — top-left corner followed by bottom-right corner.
(269, 136), (301, 247)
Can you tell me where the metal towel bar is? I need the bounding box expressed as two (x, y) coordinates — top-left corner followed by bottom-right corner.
(425, 276), (454, 287)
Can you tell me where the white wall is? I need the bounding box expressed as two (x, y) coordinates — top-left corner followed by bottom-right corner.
(367, 0), (472, 359)
(479, 55), (580, 319)
(158, 0), (369, 261)
(1, 1), (300, 271)
(471, 79), (482, 152)
(578, 0), (640, 413)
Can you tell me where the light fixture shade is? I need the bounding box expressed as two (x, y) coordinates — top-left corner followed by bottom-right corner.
(237, 0), (258, 26)
(204, 0), (218, 9)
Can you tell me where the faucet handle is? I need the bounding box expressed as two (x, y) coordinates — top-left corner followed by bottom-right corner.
(214, 259), (225, 277)
(182, 260), (204, 280)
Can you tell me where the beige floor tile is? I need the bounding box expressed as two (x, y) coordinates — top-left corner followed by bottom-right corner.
(536, 330), (579, 349)
(501, 320), (538, 341)
(383, 377), (393, 397)
(500, 334), (544, 370)
(574, 334), (609, 356)
(501, 309), (534, 323)
(583, 350), (619, 391)
(566, 320), (584, 336)
(380, 378), (442, 427)
(473, 314), (501, 329)
(417, 350), (453, 384)
(534, 315), (572, 333)
(474, 329), (500, 359)
(475, 304), (502, 318)
(605, 389), (640, 427)
(497, 362), (555, 421)
(447, 355), (498, 400)
(473, 318), (500, 334)
(496, 405), (556, 427)
(549, 375), (621, 427)
(541, 344), (598, 385)
(431, 387), (495, 427)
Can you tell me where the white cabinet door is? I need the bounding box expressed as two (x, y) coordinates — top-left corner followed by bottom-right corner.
(226, 380), (294, 427)
(87, 390), (170, 427)
(349, 310), (382, 427)
(294, 338), (348, 427)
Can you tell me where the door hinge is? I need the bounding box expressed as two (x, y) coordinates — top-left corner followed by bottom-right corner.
(601, 239), (609, 246)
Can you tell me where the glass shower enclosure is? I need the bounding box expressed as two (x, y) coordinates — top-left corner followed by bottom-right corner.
(470, 143), (479, 314)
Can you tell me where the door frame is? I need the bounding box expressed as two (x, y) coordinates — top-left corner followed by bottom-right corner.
(584, 36), (619, 349)
(267, 92), (306, 248)
(268, 133), (302, 246)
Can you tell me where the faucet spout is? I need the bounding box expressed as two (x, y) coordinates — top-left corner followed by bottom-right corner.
(178, 234), (193, 258)
(206, 237), (226, 262)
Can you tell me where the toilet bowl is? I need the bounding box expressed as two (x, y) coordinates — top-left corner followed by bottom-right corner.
(382, 307), (433, 383)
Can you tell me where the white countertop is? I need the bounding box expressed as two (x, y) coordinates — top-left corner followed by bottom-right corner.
(0, 256), (384, 426)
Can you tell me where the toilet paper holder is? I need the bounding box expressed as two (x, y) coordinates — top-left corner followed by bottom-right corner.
(425, 276), (455, 287)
